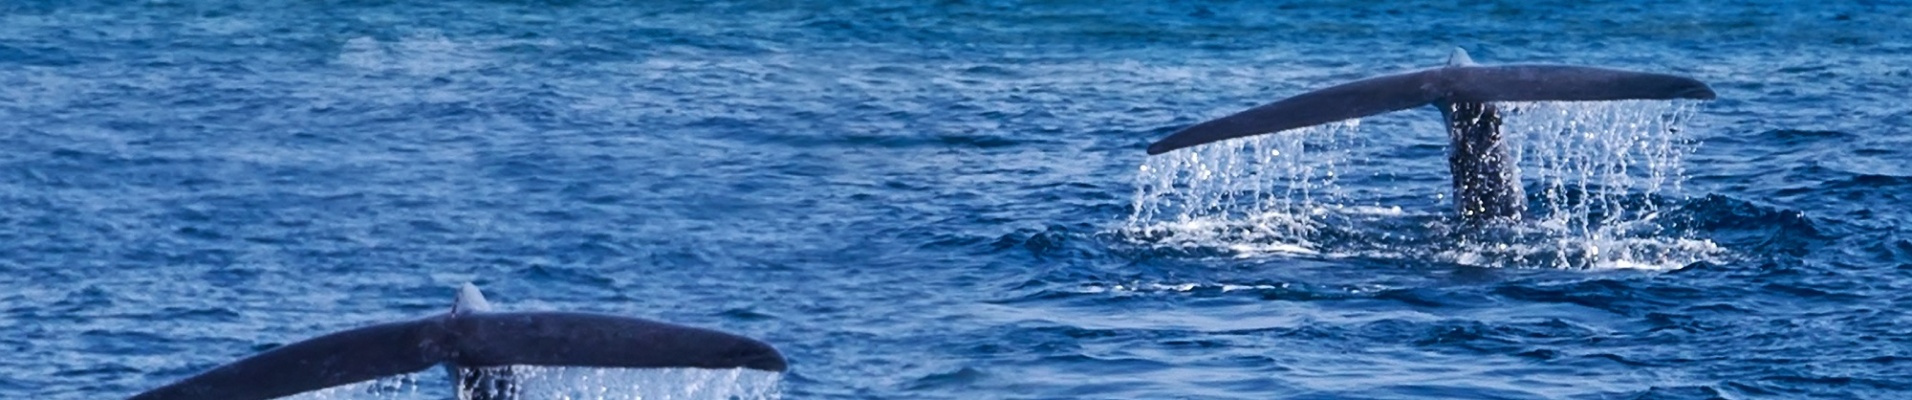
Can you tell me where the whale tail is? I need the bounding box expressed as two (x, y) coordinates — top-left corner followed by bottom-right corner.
(450, 311), (788, 371)
(129, 320), (447, 400)
(131, 284), (786, 400)
(1146, 70), (1440, 155)
(1144, 48), (1715, 155)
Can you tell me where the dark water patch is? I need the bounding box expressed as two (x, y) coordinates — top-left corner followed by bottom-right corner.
(1679, 301), (1752, 314)
(1626, 385), (1727, 400)
(990, 225), (1099, 259)
(1640, 311), (1734, 335)
(1752, 128), (1851, 141)
(1576, 352), (1667, 368)
(77, 330), (177, 356)
(156, 306), (243, 322)
(514, 263), (617, 288)
(1820, 173), (1912, 191)
(50, 285), (116, 314)
(1672, 194), (1824, 255)
(719, 307), (778, 322)
(1370, 287), (1470, 309)
(1860, 355), (1910, 364)
(736, 129), (1039, 151)
(960, 64), (1017, 78)
(1759, 282), (1866, 303)
(0, 44), (85, 66)
(1489, 278), (1674, 317)
(1034, 353), (1176, 375)
(1735, 373), (1910, 397)
(52, 363), (139, 378)
(199, 265), (264, 288)
(903, 366), (987, 391)
(1852, 238), (1912, 264)
(1409, 320), (1517, 350)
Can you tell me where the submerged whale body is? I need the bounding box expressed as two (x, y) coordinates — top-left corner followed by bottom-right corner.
(129, 284), (786, 400)
(1147, 48), (1716, 220)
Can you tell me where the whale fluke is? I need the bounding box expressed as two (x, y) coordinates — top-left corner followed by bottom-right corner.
(129, 320), (442, 400)
(452, 311), (789, 371)
(1146, 48), (1716, 220)
(1144, 53), (1715, 155)
(1442, 65), (1717, 103)
(1146, 70), (1440, 155)
(129, 285), (785, 400)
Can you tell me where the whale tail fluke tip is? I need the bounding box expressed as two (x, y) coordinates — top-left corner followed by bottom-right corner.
(1682, 85), (1718, 100)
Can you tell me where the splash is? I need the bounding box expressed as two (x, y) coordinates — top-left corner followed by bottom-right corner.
(1123, 121), (1362, 255)
(1487, 100), (1722, 270)
(1123, 101), (1722, 269)
(287, 367), (782, 400)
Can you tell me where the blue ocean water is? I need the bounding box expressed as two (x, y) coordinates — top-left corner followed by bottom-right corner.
(3, 0), (1909, 398)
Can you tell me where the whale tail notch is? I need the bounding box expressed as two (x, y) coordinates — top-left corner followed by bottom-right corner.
(1144, 48), (1716, 155)
(454, 282), (493, 314)
(1447, 47), (1476, 66)
(131, 284), (787, 400)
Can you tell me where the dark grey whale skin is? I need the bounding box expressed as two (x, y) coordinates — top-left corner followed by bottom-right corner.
(128, 285), (785, 400)
(1146, 49), (1716, 220)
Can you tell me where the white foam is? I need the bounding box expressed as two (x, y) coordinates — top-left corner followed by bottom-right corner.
(1075, 282), (1290, 295)
(1119, 211), (1323, 257)
(1432, 236), (1724, 271)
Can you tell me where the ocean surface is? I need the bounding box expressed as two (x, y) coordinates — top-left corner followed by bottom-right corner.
(3, 1), (1910, 399)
